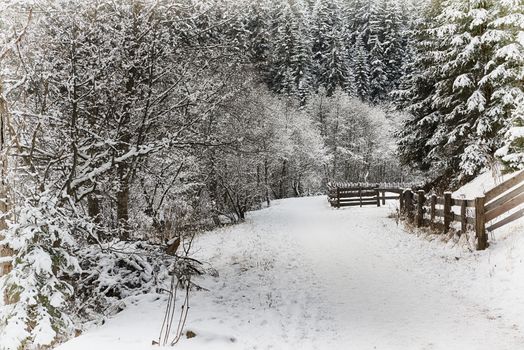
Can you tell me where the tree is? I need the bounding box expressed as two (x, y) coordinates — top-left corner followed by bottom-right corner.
(381, 0), (404, 90)
(368, 1), (389, 103)
(395, 0), (444, 172)
(497, 98), (524, 170)
(491, 0), (524, 171)
(352, 34), (371, 100)
(310, 0), (352, 96)
(395, 0), (522, 186)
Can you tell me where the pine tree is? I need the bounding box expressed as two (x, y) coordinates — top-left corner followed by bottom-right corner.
(290, 0), (314, 102)
(0, 195), (80, 349)
(396, 0), (419, 96)
(352, 33), (371, 101)
(396, 0), (516, 183)
(310, 0), (351, 96)
(267, 0), (313, 101)
(243, 0), (272, 69)
(347, 0), (372, 50)
(497, 99), (524, 170)
(381, 0), (404, 91)
(368, 0), (389, 103)
(493, 0), (524, 170)
(395, 0), (448, 172)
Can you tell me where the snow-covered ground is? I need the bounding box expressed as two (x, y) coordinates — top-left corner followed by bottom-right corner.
(453, 168), (523, 199)
(57, 195), (524, 350)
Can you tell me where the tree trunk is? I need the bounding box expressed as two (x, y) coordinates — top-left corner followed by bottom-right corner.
(0, 83), (12, 277)
(264, 158), (270, 206)
(116, 168), (130, 240)
(87, 193), (103, 242)
(278, 159), (287, 199)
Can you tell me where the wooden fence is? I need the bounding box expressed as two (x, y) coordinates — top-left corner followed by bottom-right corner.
(328, 172), (524, 251)
(400, 170), (524, 250)
(327, 182), (414, 208)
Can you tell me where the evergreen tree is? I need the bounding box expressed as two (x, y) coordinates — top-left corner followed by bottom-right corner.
(310, 0), (351, 96)
(290, 0), (314, 102)
(396, 0), (517, 183)
(497, 99), (524, 170)
(368, 0), (389, 103)
(381, 0), (404, 91)
(347, 0), (372, 49)
(493, 0), (524, 170)
(352, 33), (371, 101)
(395, 0), (449, 173)
(243, 0), (272, 69)
(267, 0), (313, 101)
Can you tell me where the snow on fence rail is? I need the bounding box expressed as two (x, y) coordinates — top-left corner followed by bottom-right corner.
(401, 170), (524, 250)
(327, 182), (419, 208)
(328, 173), (524, 251)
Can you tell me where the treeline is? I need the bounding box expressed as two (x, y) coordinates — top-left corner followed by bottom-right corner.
(241, 0), (418, 103)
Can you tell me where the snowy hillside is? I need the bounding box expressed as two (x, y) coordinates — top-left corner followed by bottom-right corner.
(56, 196), (524, 350)
(453, 168), (524, 199)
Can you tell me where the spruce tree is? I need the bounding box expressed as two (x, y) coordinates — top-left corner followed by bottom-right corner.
(493, 0), (524, 170)
(497, 99), (524, 170)
(368, 0), (389, 103)
(266, 0), (313, 101)
(381, 0), (404, 91)
(396, 0), (516, 183)
(352, 33), (371, 100)
(310, 0), (351, 96)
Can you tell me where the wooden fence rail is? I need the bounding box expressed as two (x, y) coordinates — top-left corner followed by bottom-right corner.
(327, 182), (416, 208)
(399, 171), (524, 250)
(328, 171), (524, 251)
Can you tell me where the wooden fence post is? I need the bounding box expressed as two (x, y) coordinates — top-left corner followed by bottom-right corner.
(399, 190), (405, 213)
(336, 188), (340, 209)
(382, 191), (386, 205)
(359, 187), (363, 207)
(460, 200), (467, 235)
(416, 190), (425, 227)
(376, 188), (380, 207)
(475, 196), (487, 250)
(430, 194), (436, 229)
(405, 189), (414, 222)
(443, 192), (452, 234)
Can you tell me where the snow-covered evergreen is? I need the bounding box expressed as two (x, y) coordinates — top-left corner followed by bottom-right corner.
(396, 0), (524, 184)
(0, 195), (80, 349)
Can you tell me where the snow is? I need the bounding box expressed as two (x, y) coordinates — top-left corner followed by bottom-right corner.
(453, 167), (523, 199)
(32, 312), (56, 347)
(453, 74), (472, 90)
(53, 195), (524, 350)
(467, 90), (486, 112)
(509, 126), (524, 139)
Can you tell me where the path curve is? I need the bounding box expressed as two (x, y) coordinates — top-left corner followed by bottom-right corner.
(57, 196), (524, 350)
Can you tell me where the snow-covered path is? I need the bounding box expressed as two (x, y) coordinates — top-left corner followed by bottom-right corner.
(58, 196), (524, 350)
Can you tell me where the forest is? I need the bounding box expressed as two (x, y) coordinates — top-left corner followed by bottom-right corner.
(0, 0), (523, 348)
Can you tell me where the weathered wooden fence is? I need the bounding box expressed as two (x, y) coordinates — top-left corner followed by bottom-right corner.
(327, 182), (413, 208)
(328, 171), (524, 251)
(400, 171), (524, 250)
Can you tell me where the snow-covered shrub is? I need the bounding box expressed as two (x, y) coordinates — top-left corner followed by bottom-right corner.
(74, 241), (173, 322)
(0, 195), (80, 349)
